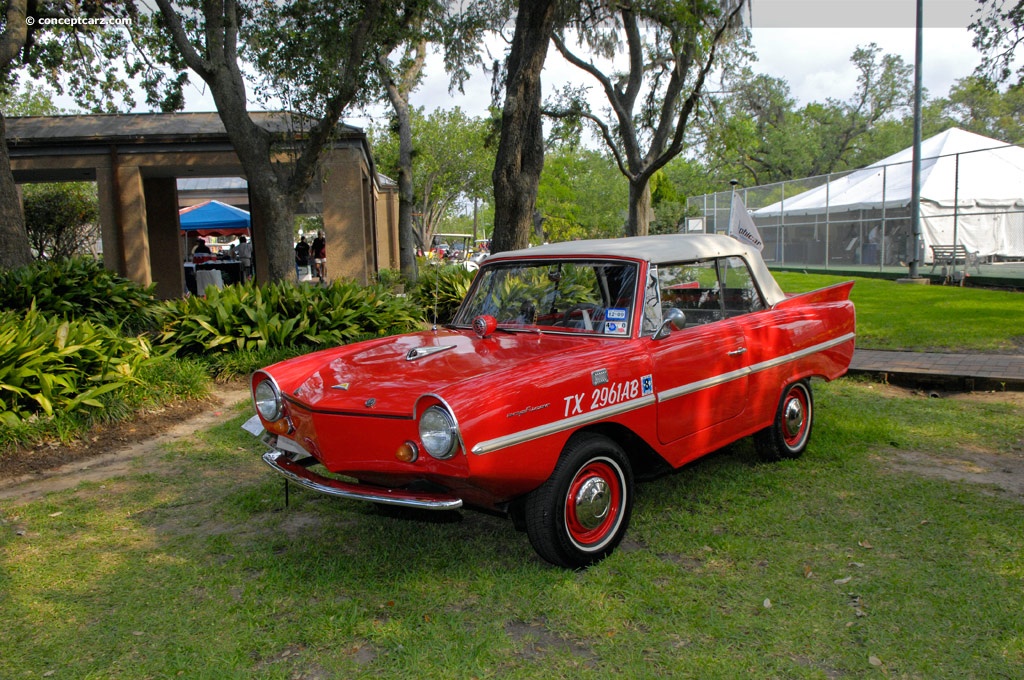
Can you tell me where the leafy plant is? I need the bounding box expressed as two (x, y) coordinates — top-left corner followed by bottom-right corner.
(410, 264), (476, 324)
(159, 279), (423, 356)
(0, 306), (158, 425)
(0, 257), (163, 333)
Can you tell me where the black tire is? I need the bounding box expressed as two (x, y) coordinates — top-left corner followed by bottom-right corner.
(524, 434), (633, 569)
(755, 380), (814, 462)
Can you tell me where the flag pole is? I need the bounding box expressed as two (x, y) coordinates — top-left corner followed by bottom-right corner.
(728, 179), (738, 235)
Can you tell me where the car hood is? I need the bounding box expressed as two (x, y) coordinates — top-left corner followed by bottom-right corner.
(269, 328), (604, 416)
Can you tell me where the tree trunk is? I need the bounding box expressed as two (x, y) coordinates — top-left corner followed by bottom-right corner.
(0, 1), (33, 271)
(378, 50), (422, 282)
(491, 0), (556, 254)
(626, 178), (653, 237)
(205, 77), (299, 282)
(0, 113), (32, 270)
(395, 110), (418, 281)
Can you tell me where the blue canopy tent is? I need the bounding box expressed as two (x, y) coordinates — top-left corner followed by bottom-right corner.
(179, 199), (251, 236)
(179, 200), (252, 292)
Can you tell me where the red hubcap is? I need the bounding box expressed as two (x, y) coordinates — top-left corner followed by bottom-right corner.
(564, 460), (623, 549)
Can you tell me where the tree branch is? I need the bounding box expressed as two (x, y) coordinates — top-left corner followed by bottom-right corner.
(0, 0), (28, 73)
(152, 0), (211, 79)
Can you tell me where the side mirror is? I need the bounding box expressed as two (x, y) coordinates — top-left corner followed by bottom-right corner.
(654, 308), (686, 340)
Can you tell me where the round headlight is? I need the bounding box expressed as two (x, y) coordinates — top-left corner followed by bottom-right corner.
(419, 406), (458, 459)
(254, 379), (283, 421)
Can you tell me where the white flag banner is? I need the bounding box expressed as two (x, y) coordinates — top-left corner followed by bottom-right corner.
(728, 193), (764, 251)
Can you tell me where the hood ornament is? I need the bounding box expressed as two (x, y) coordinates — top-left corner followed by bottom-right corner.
(406, 344), (456, 361)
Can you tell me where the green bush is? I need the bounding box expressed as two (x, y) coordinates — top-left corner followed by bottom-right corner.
(0, 307), (160, 425)
(0, 257), (162, 333)
(410, 264), (476, 324)
(159, 279), (424, 356)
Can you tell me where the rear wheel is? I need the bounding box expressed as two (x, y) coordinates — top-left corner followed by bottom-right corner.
(524, 434), (633, 569)
(755, 381), (814, 462)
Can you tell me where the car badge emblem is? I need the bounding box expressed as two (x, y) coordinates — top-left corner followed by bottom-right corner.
(406, 345), (456, 361)
(364, 398), (376, 408)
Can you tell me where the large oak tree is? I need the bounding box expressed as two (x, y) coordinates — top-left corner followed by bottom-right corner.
(374, 0), (498, 281)
(147, 0), (427, 282)
(549, 0), (748, 237)
(490, 0), (558, 253)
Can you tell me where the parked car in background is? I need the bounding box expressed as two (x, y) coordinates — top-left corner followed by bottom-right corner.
(244, 234), (856, 568)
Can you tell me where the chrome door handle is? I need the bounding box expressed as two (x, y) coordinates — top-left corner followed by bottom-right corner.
(727, 347), (747, 356)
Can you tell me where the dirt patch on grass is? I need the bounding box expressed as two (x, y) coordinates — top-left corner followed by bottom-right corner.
(887, 448), (1024, 501)
(880, 388), (1024, 502)
(0, 386), (250, 505)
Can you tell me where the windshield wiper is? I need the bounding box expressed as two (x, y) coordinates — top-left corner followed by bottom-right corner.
(496, 325), (541, 334)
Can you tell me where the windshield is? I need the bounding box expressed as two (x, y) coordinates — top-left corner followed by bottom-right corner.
(452, 259), (639, 336)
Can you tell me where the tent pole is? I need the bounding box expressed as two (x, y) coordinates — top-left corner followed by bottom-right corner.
(880, 165), (888, 271)
(952, 152), (961, 282)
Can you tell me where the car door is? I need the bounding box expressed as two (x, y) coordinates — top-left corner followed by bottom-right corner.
(648, 259), (751, 446)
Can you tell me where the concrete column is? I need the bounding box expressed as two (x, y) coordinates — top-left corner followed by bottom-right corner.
(321, 148), (371, 284)
(143, 177), (183, 299)
(114, 163), (152, 285)
(95, 166), (121, 275)
(376, 186), (399, 270)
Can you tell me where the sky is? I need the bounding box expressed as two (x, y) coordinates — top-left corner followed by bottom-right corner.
(334, 0), (988, 130)
(372, 26), (981, 121)
(171, 2), (992, 129)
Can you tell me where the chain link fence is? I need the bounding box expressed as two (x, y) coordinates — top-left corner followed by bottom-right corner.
(686, 142), (1024, 272)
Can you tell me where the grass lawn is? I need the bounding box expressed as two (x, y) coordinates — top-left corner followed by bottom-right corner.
(2, 379), (1023, 678)
(773, 272), (1024, 354)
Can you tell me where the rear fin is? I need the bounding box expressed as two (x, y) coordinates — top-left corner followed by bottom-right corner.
(774, 281), (855, 309)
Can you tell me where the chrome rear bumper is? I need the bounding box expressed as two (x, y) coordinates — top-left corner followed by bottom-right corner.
(261, 451), (464, 511)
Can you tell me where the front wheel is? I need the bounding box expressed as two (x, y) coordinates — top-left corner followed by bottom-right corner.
(524, 434), (633, 569)
(755, 380), (814, 462)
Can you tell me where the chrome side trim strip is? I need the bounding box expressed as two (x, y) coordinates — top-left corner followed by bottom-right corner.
(656, 332), (856, 403)
(261, 451), (464, 510)
(657, 364), (752, 402)
(471, 395), (656, 455)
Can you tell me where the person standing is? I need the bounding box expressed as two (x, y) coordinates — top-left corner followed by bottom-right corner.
(235, 235), (253, 281)
(311, 230), (327, 282)
(294, 235), (310, 279)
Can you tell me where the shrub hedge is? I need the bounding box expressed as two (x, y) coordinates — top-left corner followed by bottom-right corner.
(158, 279), (424, 355)
(0, 257), (163, 333)
(410, 264), (476, 324)
(0, 306), (159, 425)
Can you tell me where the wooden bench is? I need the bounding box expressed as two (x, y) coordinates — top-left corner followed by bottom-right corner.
(929, 245), (982, 275)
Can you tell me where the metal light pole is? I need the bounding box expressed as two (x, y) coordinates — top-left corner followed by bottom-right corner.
(908, 0), (924, 279)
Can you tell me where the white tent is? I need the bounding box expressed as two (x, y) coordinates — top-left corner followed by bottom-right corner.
(755, 128), (1024, 260)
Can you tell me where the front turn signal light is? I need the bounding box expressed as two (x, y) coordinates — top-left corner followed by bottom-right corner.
(396, 441), (419, 463)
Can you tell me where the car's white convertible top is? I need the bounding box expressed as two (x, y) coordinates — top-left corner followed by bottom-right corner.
(488, 234), (787, 307)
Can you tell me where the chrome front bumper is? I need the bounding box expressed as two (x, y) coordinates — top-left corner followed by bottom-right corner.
(261, 452), (464, 510)
(243, 416), (463, 511)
